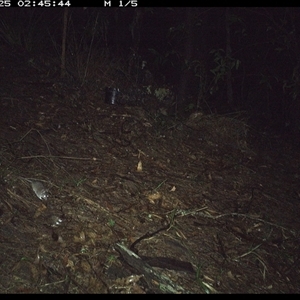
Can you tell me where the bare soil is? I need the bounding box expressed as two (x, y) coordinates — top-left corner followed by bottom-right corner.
(1, 56), (300, 294)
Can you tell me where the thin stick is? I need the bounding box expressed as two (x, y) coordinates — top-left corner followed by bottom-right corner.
(19, 129), (51, 156)
(20, 155), (100, 161)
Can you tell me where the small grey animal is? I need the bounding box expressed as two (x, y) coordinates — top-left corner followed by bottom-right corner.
(19, 177), (49, 200)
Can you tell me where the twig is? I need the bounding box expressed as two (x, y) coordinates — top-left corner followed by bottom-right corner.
(19, 129), (52, 156)
(235, 243), (262, 259)
(175, 208), (291, 232)
(36, 130), (52, 156)
(20, 155), (100, 161)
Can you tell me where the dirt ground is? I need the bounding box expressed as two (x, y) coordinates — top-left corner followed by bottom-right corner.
(1, 55), (300, 294)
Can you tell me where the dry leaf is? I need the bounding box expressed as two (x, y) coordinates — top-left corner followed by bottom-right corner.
(81, 261), (91, 273)
(170, 186), (176, 192)
(147, 192), (162, 204)
(137, 160), (143, 172)
(33, 203), (47, 218)
(227, 270), (235, 280)
(66, 259), (75, 270)
(74, 231), (86, 243)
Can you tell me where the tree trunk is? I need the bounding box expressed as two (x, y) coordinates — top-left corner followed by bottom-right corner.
(60, 7), (68, 79)
(177, 8), (194, 109)
(225, 7), (234, 107)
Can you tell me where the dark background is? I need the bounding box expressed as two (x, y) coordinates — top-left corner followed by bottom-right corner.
(1, 7), (300, 142)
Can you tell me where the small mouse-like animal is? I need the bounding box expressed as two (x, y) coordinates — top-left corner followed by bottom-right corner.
(19, 177), (49, 200)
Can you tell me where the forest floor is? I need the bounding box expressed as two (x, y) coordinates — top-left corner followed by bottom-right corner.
(0, 53), (300, 294)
